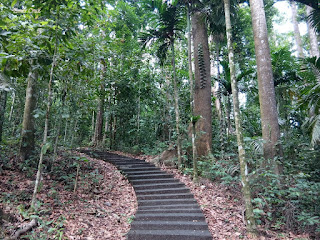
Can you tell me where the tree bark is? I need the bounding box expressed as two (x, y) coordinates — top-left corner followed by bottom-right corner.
(249, 0), (282, 175)
(306, 6), (319, 58)
(171, 40), (182, 168)
(8, 91), (15, 122)
(93, 59), (105, 147)
(191, 11), (212, 157)
(20, 67), (38, 161)
(291, 1), (305, 58)
(224, 0), (257, 235)
(0, 90), (7, 143)
(187, 4), (194, 112)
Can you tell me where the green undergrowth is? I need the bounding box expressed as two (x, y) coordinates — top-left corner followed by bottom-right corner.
(0, 142), (104, 239)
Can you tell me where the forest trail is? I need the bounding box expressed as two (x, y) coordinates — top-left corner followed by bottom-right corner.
(81, 149), (212, 240)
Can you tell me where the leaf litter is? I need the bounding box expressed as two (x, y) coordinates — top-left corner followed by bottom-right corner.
(0, 149), (313, 239)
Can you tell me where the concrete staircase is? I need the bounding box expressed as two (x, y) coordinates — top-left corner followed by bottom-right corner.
(81, 150), (212, 240)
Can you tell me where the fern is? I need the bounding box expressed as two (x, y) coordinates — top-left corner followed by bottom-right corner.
(197, 43), (206, 89)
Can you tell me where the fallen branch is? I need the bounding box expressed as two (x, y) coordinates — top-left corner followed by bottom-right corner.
(5, 219), (38, 240)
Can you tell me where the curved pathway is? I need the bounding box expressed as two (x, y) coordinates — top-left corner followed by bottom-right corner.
(81, 150), (212, 240)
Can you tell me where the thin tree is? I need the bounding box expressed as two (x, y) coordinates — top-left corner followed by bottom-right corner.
(93, 58), (106, 147)
(0, 73), (9, 142)
(31, 27), (59, 209)
(223, 0), (257, 236)
(291, 1), (305, 58)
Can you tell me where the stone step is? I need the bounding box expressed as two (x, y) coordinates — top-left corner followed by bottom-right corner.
(82, 150), (212, 240)
(127, 229), (212, 240)
(138, 204), (200, 211)
(137, 193), (194, 200)
(135, 187), (190, 195)
(130, 220), (208, 230)
(119, 164), (156, 170)
(136, 208), (203, 214)
(133, 182), (185, 191)
(130, 178), (179, 185)
(134, 213), (205, 221)
(111, 161), (150, 166)
(124, 170), (164, 175)
(128, 174), (174, 180)
(138, 199), (197, 207)
(121, 167), (159, 173)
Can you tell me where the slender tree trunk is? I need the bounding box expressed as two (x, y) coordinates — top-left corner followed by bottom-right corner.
(306, 6), (320, 58)
(192, 121), (197, 180)
(291, 1), (305, 58)
(191, 11), (212, 157)
(8, 91), (15, 122)
(31, 39), (58, 209)
(93, 99), (104, 146)
(91, 110), (95, 143)
(71, 118), (78, 147)
(187, 4), (194, 112)
(93, 59), (105, 147)
(20, 67), (38, 161)
(103, 113), (109, 145)
(137, 80), (141, 145)
(0, 90), (7, 143)
(224, 0), (257, 235)
(249, 0), (282, 175)
(171, 40), (182, 168)
(216, 47), (226, 158)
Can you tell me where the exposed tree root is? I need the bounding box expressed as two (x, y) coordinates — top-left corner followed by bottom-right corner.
(4, 219), (37, 240)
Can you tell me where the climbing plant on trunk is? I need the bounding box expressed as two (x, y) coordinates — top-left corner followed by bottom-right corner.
(191, 10), (212, 157)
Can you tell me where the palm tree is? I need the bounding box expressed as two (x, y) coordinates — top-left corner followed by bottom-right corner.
(140, 0), (185, 168)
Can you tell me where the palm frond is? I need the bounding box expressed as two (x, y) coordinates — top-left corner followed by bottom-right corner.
(311, 115), (320, 146)
(307, 8), (320, 34)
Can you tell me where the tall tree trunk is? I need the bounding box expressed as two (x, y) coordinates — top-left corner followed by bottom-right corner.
(93, 59), (105, 147)
(20, 67), (38, 161)
(249, 0), (282, 175)
(0, 90), (7, 143)
(191, 11), (212, 157)
(171, 40), (182, 168)
(224, 0), (257, 235)
(306, 6), (319, 58)
(291, 1), (305, 58)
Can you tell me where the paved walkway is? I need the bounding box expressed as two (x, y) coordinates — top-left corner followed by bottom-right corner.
(82, 150), (212, 240)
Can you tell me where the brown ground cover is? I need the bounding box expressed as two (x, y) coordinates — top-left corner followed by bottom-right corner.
(0, 150), (313, 239)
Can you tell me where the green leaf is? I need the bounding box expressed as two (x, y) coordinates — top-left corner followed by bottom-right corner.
(41, 142), (52, 154)
(11, 0), (18, 8)
(253, 208), (264, 215)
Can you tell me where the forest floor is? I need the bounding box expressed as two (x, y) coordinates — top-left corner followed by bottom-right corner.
(0, 148), (314, 240)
